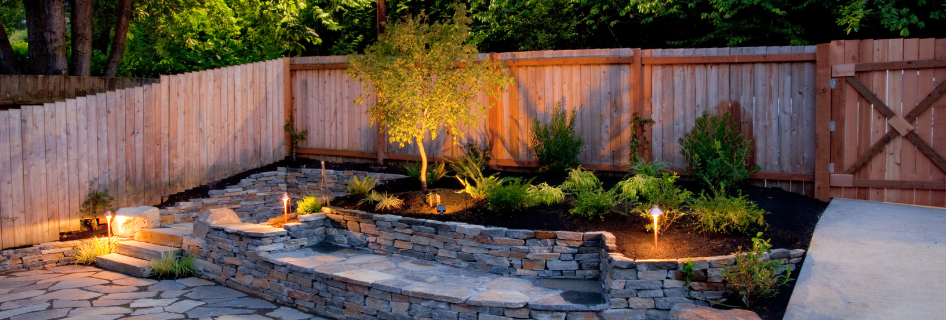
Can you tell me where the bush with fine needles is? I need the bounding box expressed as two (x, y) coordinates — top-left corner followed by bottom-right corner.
(296, 195), (322, 214)
(361, 191), (404, 211)
(149, 253), (198, 279)
(73, 236), (118, 265)
(347, 175), (378, 197)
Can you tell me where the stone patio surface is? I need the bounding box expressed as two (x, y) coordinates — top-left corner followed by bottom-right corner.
(784, 198), (946, 320)
(0, 265), (326, 320)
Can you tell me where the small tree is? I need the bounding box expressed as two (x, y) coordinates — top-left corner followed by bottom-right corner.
(347, 6), (512, 192)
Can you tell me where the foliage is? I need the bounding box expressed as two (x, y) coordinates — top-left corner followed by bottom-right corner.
(689, 190), (768, 234)
(452, 144), (500, 200)
(284, 116), (308, 161)
(837, 0), (946, 37)
(361, 191), (405, 211)
(526, 183), (565, 207)
(560, 168), (603, 195)
(468, 0), (621, 51)
(73, 236), (119, 265)
(346, 175), (378, 197)
(629, 156), (670, 177)
(530, 100), (583, 172)
(629, 113), (655, 160)
(80, 182), (114, 231)
(296, 195), (322, 214)
(680, 111), (759, 192)
(347, 6), (512, 192)
(405, 161), (447, 185)
(486, 178), (532, 213)
(616, 172), (692, 233)
(723, 232), (794, 308)
(570, 189), (618, 221)
(149, 253), (198, 279)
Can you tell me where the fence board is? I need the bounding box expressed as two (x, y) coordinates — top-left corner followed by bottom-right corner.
(7, 108), (25, 247)
(0, 110), (13, 248)
(932, 39), (946, 207)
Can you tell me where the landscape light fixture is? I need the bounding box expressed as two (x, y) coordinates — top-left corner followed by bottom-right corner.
(437, 205), (446, 216)
(281, 193), (291, 222)
(104, 211), (113, 237)
(647, 205), (664, 250)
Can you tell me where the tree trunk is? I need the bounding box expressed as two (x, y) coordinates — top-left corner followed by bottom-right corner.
(45, 0), (67, 75)
(70, 0), (93, 76)
(377, 0), (386, 34)
(0, 23), (21, 74)
(417, 137), (428, 193)
(24, 0), (49, 75)
(103, 0), (133, 77)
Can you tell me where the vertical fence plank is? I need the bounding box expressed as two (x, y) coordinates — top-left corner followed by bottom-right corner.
(931, 39), (946, 207)
(67, 98), (80, 231)
(44, 103), (61, 241)
(95, 93), (108, 200)
(7, 109), (25, 247)
(884, 39), (904, 203)
(915, 39), (936, 206)
(900, 39), (919, 205)
(24, 105), (47, 245)
(143, 84), (155, 204)
(76, 96), (90, 230)
(0, 110), (12, 248)
(168, 75), (182, 194)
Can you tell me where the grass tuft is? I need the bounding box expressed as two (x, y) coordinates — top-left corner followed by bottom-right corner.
(73, 236), (119, 265)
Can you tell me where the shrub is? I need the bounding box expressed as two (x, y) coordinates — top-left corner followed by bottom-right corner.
(616, 173), (692, 233)
(296, 196), (322, 215)
(80, 181), (114, 231)
(73, 236), (119, 265)
(347, 175), (378, 197)
(283, 115), (308, 161)
(452, 146), (500, 200)
(361, 191), (404, 211)
(150, 253), (198, 279)
(689, 190), (767, 234)
(405, 161), (448, 185)
(530, 100), (582, 172)
(629, 156), (671, 177)
(486, 178), (532, 213)
(560, 167), (602, 195)
(680, 111), (759, 191)
(569, 189), (618, 220)
(526, 183), (565, 207)
(723, 232), (793, 307)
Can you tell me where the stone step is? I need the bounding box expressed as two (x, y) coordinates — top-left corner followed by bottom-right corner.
(95, 253), (152, 278)
(165, 223), (193, 232)
(116, 240), (182, 261)
(135, 228), (191, 248)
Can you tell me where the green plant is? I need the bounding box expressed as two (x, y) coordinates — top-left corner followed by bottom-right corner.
(680, 111), (759, 191)
(452, 144), (500, 200)
(486, 178), (533, 213)
(296, 195), (322, 215)
(526, 182), (565, 207)
(361, 191), (405, 211)
(80, 181), (114, 231)
(284, 115), (308, 161)
(149, 253), (198, 279)
(569, 189), (618, 220)
(530, 99), (582, 172)
(560, 167), (602, 195)
(73, 236), (119, 265)
(689, 190), (768, 234)
(629, 112), (655, 160)
(629, 156), (671, 177)
(723, 232), (793, 308)
(347, 175), (378, 197)
(347, 6), (513, 192)
(615, 173), (692, 233)
(405, 161), (447, 185)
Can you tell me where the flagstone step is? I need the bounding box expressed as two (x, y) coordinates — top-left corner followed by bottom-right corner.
(116, 240), (183, 261)
(95, 253), (152, 278)
(135, 228), (191, 248)
(165, 223), (194, 232)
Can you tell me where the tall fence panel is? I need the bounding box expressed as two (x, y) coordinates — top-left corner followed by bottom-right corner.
(0, 58), (288, 249)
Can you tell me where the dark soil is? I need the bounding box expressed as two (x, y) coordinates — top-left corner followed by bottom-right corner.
(59, 221), (110, 242)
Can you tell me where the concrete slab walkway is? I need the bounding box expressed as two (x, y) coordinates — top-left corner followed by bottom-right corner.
(784, 199), (946, 320)
(0, 265), (327, 320)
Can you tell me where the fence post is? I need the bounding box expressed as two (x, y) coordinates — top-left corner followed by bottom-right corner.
(283, 57), (293, 160)
(814, 43), (832, 201)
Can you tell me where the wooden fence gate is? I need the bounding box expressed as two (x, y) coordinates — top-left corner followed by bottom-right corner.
(816, 39), (946, 206)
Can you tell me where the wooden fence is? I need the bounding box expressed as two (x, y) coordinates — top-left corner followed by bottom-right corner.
(0, 75), (158, 106)
(290, 46), (819, 194)
(0, 59), (288, 249)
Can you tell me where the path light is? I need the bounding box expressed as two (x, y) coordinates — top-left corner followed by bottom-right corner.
(281, 193), (291, 222)
(104, 211), (112, 237)
(648, 205), (664, 250)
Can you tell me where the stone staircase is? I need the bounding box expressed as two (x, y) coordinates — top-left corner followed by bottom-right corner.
(94, 223), (195, 278)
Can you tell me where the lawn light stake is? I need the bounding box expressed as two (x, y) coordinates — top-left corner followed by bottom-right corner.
(281, 193), (291, 223)
(437, 205), (446, 216)
(648, 205), (664, 250)
(104, 211), (113, 237)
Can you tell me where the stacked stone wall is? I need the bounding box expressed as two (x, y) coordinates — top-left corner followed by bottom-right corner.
(0, 240), (80, 272)
(159, 168), (405, 225)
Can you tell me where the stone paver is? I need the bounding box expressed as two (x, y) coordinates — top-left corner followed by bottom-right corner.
(785, 199), (946, 320)
(0, 266), (329, 320)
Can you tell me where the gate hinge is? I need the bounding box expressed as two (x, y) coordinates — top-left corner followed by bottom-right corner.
(828, 163), (835, 173)
(830, 79), (836, 89)
(829, 121), (836, 131)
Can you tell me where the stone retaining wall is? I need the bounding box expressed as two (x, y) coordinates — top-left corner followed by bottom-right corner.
(0, 240), (80, 272)
(159, 168), (406, 225)
(318, 207), (604, 280)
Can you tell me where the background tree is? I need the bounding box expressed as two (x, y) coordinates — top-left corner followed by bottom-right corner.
(103, 0), (132, 77)
(0, 23), (20, 74)
(23, 0), (48, 75)
(71, 0), (94, 76)
(346, 5), (512, 192)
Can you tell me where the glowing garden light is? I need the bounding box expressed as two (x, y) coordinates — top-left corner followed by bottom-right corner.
(647, 205), (664, 250)
(104, 211), (113, 237)
(281, 193), (291, 222)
